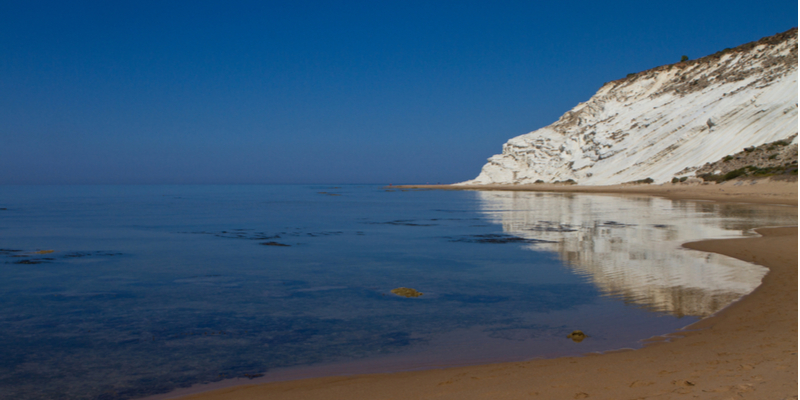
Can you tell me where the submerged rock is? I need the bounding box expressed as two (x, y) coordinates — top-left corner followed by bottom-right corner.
(260, 242), (290, 247)
(449, 234), (554, 244)
(391, 287), (423, 298)
(567, 330), (587, 342)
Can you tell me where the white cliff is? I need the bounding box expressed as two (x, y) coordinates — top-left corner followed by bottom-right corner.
(462, 29), (798, 185)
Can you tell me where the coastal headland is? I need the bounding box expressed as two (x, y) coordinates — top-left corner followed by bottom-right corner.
(168, 179), (797, 400)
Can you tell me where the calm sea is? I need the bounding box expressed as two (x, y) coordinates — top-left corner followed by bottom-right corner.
(0, 185), (795, 400)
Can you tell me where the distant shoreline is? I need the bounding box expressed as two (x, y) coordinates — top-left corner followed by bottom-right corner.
(164, 179), (798, 400)
(393, 176), (798, 206)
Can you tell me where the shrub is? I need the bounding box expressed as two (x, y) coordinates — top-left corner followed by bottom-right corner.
(723, 168), (747, 180)
(699, 173), (724, 182)
(768, 154), (778, 160)
(680, 55), (689, 62)
(723, 155), (733, 162)
(672, 177), (680, 183)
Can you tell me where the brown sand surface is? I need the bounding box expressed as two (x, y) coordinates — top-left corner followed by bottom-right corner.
(169, 183), (798, 400)
(395, 177), (798, 206)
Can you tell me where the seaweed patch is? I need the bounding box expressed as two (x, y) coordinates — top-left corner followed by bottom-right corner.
(3, 249), (123, 264)
(390, 287), (423, 298)
(260, 242), (291, 247)
(567, 330), (588, 342)
(179, 230), (345, 242)
(364, 220), (438, 227)
(448, 234), (555, 244)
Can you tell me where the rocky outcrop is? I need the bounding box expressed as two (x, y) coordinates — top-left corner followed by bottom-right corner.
(693, 135), (798, 178)
(462, 29), (798, 185)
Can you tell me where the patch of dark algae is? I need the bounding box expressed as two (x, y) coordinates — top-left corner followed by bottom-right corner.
(448, 234), (555, 244)
(260, 242), (291, 247)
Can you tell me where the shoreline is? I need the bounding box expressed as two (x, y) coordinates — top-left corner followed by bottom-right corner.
(164, 182), (797, 400)
(392, 176), (798, 206)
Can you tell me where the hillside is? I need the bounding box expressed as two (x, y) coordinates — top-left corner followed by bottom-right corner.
(461, 28), (798, 185)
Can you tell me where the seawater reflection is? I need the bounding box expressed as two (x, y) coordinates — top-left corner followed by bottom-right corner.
(475, 191), (797, 317)
(1, 185), (796, 400)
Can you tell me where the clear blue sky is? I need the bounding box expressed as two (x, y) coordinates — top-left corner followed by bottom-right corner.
(1, 0), (796, 184)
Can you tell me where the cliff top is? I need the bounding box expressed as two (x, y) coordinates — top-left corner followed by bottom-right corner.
(607, 27), (798, 87)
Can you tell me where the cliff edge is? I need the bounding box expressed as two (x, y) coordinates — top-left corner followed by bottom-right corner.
(461, 28), (798, 185)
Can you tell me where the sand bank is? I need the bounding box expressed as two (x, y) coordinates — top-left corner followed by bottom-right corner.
(396, 177), (798, 206)
(170, 181), (797, 400)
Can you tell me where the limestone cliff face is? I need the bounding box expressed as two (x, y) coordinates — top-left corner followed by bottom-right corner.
(462, 29), (798, 185)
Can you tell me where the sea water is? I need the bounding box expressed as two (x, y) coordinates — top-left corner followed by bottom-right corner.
(0, 185), (795, 400)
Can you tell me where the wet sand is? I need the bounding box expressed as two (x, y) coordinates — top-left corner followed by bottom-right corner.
(170, 180), (797, 400)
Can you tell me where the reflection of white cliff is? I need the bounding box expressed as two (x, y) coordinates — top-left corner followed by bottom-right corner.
(475, 191), (795, 317)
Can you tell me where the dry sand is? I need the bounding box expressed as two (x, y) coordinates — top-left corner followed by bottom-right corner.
(170, 179), (797, 400)
(395, 176), (798, 206)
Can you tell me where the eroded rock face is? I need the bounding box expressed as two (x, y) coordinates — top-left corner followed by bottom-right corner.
(461, 29), (798, 185)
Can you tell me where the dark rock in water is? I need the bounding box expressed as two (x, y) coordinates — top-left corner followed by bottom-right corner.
(449, 234), (554, 244)
(390, 287), (423, 298)
(260, 242), (290, 247)
(365, 220), (437, 227)
(63, 252), (93, 258)
(62, 251), (123, 258)
(14, 259), (48, 265)
(567, 330), (587, 342)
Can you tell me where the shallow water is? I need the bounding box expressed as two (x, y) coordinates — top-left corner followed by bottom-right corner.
(0, 185), (794, 400)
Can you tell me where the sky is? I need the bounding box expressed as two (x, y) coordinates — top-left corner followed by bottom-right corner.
(0, 1), (797, 185)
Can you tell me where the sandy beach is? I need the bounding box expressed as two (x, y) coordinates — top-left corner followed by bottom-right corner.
(395, 177), (799, 206)
(171, 179), (797, 400)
